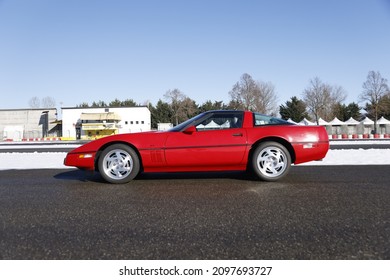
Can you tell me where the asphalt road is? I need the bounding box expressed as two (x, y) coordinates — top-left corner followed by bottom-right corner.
(0, 166), (389, 260)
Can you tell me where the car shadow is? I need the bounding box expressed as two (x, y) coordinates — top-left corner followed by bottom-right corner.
(53, 169), (105, 183)
(137, 171), (254, 181)
(54, 169), (257, 183)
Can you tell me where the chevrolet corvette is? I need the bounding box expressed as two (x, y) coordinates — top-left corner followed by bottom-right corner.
(64, 110), (329, 183)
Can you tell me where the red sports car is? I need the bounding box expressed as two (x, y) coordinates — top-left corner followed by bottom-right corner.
(64, 110), (329, 183)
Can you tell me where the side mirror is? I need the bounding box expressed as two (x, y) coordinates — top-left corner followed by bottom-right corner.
(183, 125), (196, 134)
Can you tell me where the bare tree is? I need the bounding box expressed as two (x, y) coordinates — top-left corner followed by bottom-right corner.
(228, 73), (278, 114)
(359, 71), (389, 134)
(164, 88), (194, 125)
(28, 96), (56, 108)
(42, 96), (56, 108)
(254, 81), (278, 115)
(28, 97), (41, 108)
(229, 73), (258, 111)
(303, 77), (346, 124)
(302, 77), (325, 124)
(329, 85), (348, 119)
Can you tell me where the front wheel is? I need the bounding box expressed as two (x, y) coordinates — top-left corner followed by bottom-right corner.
(98, 144), (140, 184)
(251, 142), (291, 181)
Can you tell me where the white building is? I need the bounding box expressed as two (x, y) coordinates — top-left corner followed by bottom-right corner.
(62, 106), (151, 140)
(0, 108), (58, 141)
(157, 123), (173, 131)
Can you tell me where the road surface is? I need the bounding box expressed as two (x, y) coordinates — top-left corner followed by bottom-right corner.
(0, 165), (389, 259)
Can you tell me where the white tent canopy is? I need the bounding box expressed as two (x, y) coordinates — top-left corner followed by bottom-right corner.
(318, 118), (329, 125)
(287, 118), (297, 124)
(299, 118), (316, 126)
(360, 117), (374, 125)
(205, 120), (219, 128)
(377, 116), (390, 125)
(295, 116), (390, 136)
(329, 117), (345, 126)
(344, 117), (359, 125)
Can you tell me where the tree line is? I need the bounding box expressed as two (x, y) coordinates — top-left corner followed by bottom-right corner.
(294, 70), (390, 134)
(29, 71), (390, 132)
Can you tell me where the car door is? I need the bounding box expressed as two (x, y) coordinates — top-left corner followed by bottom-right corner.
(164, 112), (248, 168)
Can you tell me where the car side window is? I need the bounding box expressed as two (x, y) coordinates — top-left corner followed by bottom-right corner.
(254, 114), (272, 125)
(195, 112), (243, 131)
(254, 113), (291, 126)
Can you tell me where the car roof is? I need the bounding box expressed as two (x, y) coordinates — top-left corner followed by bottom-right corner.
(204, 110), (246, 114)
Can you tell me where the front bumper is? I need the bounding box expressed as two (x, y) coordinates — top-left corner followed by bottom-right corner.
(64, 152), (96, 170)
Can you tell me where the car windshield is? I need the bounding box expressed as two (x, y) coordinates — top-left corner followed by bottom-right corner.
(168, 111), (244, 132)
(168, 112), (208, 132)
(253, 113), (293, 126)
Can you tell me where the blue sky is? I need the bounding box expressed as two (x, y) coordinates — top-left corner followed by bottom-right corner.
(1, 0), (389, 110)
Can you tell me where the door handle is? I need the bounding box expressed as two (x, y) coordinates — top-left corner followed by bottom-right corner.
(232, 133), (243, 137)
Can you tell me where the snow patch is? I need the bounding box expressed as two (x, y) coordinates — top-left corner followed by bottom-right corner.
(0, 152), (72, 170)
(301, 149), (390, 165)
(0, 148), (390, 170)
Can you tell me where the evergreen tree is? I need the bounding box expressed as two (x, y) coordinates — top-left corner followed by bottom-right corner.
(279, 96), (309, 122)
(149, 99), (173, 129)
(198, 100), (225, 112)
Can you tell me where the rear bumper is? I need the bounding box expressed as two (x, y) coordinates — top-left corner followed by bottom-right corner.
(293, 141), (329, 164)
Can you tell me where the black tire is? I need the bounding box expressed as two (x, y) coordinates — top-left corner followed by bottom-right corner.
(98, 144), (140, 184)
(251, 141), (291, 181)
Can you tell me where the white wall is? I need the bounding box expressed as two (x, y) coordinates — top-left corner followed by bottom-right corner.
(61, 107), (151, 139)
(0, 108), (57, 140)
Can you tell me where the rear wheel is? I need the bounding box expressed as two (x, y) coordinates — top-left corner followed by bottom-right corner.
(98, 144), (140, 184)
(251, 141), (291, 181)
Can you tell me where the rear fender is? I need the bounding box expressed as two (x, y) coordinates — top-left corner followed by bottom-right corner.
(248, 137), (296, 166)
